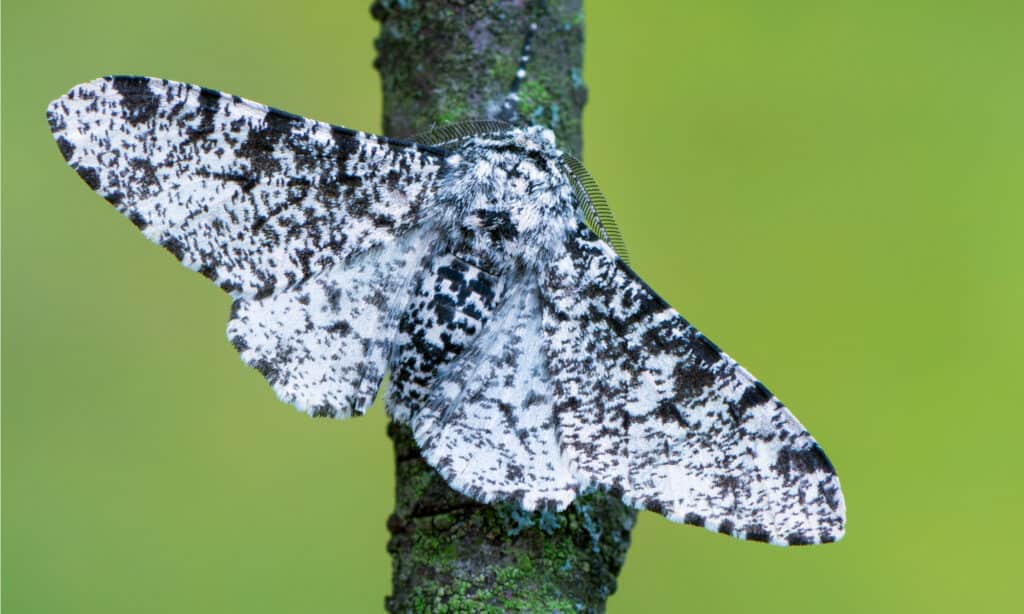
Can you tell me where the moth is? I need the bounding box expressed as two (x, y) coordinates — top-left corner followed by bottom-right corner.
(48, 75), (845, 547)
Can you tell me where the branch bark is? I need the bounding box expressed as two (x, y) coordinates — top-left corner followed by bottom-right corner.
(371, 1), (636, 612)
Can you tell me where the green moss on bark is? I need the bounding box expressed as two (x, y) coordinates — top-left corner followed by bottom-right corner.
(373, 2), (634, 612)
(386, 423), (634, 613)
(373, 0), (587, 155)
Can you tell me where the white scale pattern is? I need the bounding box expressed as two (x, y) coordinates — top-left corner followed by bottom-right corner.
(49, 76), (845, 546)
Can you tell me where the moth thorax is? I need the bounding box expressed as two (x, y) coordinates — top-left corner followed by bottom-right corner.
(437, 130), (576, 270)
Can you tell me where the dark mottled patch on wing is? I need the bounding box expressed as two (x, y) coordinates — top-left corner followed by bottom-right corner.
(56, 136), (75, 161)
(774, 444), (836, 477)
(110, 76), (160, 125)
(77, 166), (100, 191)
(683, 513), (705, 527)
(389, 254), (501, 422)
(744, 525), (771, 543)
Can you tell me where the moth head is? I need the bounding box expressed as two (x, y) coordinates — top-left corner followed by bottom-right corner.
(511, 125), (557, 151)
(426, 124), (629, 266)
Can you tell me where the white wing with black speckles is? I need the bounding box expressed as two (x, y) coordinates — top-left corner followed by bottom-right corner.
(227, 233), (430, 418)
(47, 76), (442, 300)
(412, 271), (578, 511)
(48, 76), (445, 418)
(540, 224), (846, 546)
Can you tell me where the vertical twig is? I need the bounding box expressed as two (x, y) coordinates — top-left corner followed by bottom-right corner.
(371, 1), (636, 612)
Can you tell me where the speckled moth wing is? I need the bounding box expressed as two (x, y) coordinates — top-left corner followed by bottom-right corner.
(48, 76), (445, 417)
(47, 76), (443, 300)
(540, 224), (846, 546)
(386, 254), (505, 424)
(226, 233), (431, 418)
(410, 269), (578, 511)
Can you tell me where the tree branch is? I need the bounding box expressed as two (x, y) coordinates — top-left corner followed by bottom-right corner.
(372, 1), (636, 611)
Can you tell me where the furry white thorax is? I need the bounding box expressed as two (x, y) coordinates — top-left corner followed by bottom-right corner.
(434, 126), (576, 273)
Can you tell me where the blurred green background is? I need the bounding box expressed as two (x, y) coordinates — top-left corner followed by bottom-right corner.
(4, 0), (1022, 612)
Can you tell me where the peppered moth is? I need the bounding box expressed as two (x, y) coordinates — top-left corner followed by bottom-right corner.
(48, 76), (845, 546)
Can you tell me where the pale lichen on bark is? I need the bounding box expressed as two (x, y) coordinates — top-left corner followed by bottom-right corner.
(371, 1), (636, 612)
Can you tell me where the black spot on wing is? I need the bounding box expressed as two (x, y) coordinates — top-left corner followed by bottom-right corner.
(436, 259), (468, 284)
(670, 360), (716, 402)
(744, 525), (771, 543)
(253, 275), (276, 300)
(773, 444), (836, 477)
(729, 381), (775, 424)
(198, 264), (218, 281)
(654, 400), (689, 429)
(505, 464), (524, 482)
(252, 358), (279, 384)
(644, 499), (665, 515)
(694, 334), (722, 365)
(199, 87), (221, 105)
(311, 403), (338, 418)
(819, 480), (842, 512)
(478, 209), (517, 244)
(683, 512), (705, 527)
(128, 157), (160, 194)
(736, 381), (774, 411)
(160, 237), (186, 262)
(237, 106), (301, 176)
(295, 248), (315, 280)
(127, 211), (149, 230)
(56, 136), (75, 161)
(786, 532), (812, 546)
(47, 108), (66, 133)
(109, 76), (160, 125)
(467, 275), (497, 309)
(267, 106), (303, 125)
(431, 293), (457, 325)
(204, 170), (258, 193)
(326, 321), (352, 336)
(325, 285), (343, 311)
(187, 87), (221, 142)
(76, 166), (101, 191)
(718, 519), (735, 536)
(330, 126), (361, 163)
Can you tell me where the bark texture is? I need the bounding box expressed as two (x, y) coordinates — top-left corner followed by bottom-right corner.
(371, 1), (636, 612)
